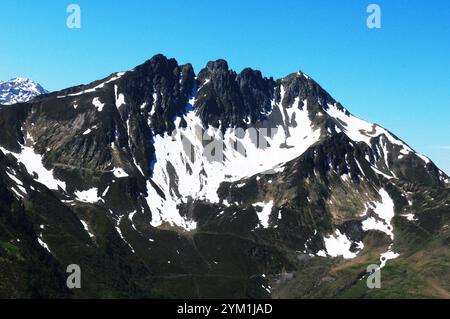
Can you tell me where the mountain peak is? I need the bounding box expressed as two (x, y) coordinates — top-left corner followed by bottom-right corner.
(0, 55), (448, 299)
(205, 59), (229, 71)
(0, 77), (48, 105)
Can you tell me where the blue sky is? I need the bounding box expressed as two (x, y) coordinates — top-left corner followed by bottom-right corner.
(0, 0), (449, 173)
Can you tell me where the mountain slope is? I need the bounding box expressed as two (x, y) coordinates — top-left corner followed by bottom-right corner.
(0, 78), (48, 105)
(0, 54), (448, 298)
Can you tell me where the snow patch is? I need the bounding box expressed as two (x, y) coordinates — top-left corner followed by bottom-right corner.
(75, 188), (101, 203)
(80, 220), (94, 238)
(112, 167), (129, 178)
(252, 201), (274, 228)
(128, 210), (137, 231)
(115, 216), (135, 253)
(402, 213), (417, 221)
(57, 72), (125, 98)
(114, 85), (126, 108)
(38, 237), (51, 253)
(380, 244), (399, 268)
(92, 97), (105, 112)
(416, 153), (430, 164)
(361, 188), (395, 239)
(1, 146), (66, 191)
(323, 229), (362, 259)
(6, 171), (27, 197)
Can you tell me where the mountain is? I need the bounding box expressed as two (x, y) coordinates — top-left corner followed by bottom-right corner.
(0, 77), (48, 105)
(0, 54), (448, 298)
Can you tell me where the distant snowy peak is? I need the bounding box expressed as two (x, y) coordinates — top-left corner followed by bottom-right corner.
(0, 77), (48, 105)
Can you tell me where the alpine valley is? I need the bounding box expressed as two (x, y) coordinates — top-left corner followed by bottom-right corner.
(0, 54), (448, 298)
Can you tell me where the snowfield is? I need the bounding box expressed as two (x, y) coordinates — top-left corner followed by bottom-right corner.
(145, 86), (322, 229)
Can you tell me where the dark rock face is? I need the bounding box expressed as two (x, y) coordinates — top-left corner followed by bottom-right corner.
(193, 60), (339, 131)
(121, 54), (196, 135)
(15, 55), (196, 185)
(277, 72), (335, 110)
(195, 60), (275, 128)
(0, 54), (448, 299)
(110, 55), (196, 178)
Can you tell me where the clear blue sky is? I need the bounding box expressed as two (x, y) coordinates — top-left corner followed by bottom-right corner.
(1, 0), (449, 174)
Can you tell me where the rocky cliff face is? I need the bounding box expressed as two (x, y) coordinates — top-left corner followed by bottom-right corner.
(0, 54), (448, 298)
